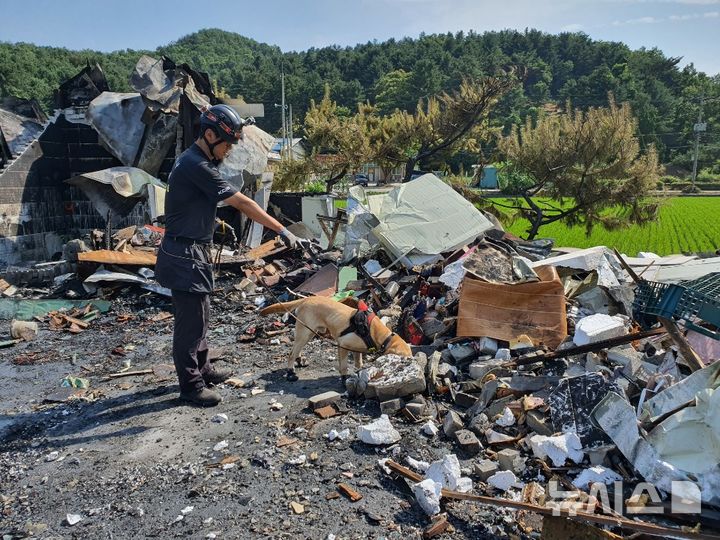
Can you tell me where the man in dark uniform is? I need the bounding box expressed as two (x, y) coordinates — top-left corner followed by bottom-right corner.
(156, 104), (306, 407)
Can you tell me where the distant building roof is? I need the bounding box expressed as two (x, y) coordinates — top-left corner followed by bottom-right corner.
(270, 137), (304, 153)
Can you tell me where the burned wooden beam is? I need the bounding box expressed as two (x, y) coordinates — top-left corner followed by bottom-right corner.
(512, 327), (666, 366)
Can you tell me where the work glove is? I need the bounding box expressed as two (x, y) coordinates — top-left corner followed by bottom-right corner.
(213, 219), (237, 246)
(279, 227), (312, 251)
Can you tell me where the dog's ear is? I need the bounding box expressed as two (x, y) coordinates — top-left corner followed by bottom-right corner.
(338, 297), (359, 309)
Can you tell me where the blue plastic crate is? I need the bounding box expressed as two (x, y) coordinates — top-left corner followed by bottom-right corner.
(633, 273), (720, 340)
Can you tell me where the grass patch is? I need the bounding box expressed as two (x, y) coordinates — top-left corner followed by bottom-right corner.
(490, 197), (720, 256)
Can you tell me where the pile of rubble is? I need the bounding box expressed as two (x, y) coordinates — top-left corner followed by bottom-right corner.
(2, 171), (720, 537)
(251, 174), (720, 536)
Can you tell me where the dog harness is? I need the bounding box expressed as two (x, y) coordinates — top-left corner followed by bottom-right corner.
(338, 300), (395, 354)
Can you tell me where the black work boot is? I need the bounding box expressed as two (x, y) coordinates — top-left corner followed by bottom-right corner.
(203, 366), (233, 386)
(180, 387), (222, 407)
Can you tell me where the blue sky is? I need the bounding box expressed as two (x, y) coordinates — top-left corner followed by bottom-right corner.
(1, 0), (719, 75)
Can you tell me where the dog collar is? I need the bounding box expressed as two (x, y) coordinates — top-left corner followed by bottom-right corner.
(376, 332), (395, 354)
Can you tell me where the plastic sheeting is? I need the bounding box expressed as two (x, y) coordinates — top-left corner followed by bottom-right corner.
(130, 55), (211, 114)
(65, 167), (166, 221)
(370, 174), (494, 267)
(87, 92), (146, 166)
(218, 125), (276, 178)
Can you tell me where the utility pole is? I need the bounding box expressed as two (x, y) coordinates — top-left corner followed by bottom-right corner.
(691, 95), (706, 190)
(281, 66), (287, 160)
(288, 104), (294, 162)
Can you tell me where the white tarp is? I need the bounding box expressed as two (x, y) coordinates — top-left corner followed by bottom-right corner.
(369, 174), (494, 267)
(65, 167), (166, 221)
(218, 125), (275, 178)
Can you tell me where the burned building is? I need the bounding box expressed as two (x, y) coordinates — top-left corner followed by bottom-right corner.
(0, 58), (269, 268)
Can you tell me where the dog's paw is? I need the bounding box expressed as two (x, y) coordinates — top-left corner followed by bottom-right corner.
(286, 369), (299, 382)
(295, 357), (309, 368)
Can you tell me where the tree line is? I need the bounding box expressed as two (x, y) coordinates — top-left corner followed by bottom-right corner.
(1, 27), (718, 173)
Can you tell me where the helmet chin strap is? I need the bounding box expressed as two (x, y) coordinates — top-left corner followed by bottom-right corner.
(202, 131), (223, 165)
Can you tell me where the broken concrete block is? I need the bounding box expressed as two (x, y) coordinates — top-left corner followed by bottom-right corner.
(454, 429), (482, 455)
(413, 351), (428, 373)
(468, 357), (502, 380)
(426, 454), (472, 493)
(474, 459), (499, 482)
(308, 391), (342, 410)
(404, 394), (428, 418)
(496, 448), (526, 474)
(412, 479), (442, 515)
(443, 410), (464, 437)
(421, 421), (439, 437)
(404, 402), (426, 419)
(380, 398), (404, 416)
(485, 429), (517, 444)
(495, 407), (515, 427)
(572, 465), (623, 490)
(525, 410), (553, 436)
(477, 337), (498, 356)
(360, 354), (426, 400)
(468, 413), (490, 437)
(573, 314), (627, 346)
(437, 362), (457, 380)
(494, 348), (511, 361)
(449, 344), (477, 364)
(484, 396), (515, 419)
(528, 433), (584, 467)
(357, 415), (401, 445)
(487, 470), (519, 491)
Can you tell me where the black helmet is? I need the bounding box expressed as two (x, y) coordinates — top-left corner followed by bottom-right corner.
(200, 104), (245, 144)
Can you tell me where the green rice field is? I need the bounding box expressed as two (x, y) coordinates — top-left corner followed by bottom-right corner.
(494, 197), (720, 256)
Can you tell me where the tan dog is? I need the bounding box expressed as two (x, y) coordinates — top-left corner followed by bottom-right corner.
(259, 296), (412, 381)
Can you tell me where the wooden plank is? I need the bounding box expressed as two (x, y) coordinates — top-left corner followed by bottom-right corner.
(337, 483), (363, 502)
(385, 460), (717, 540)
(105, 369), (154, 380)
(61, 315), (89, 329)
(78, 249), (157, 266)
(242, 239), (286, 260)
(659, 317), (705, 372)
(423, 515), (449, 539)
(513, 328), (666, 366)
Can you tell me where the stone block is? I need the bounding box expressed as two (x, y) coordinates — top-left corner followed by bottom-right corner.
(496, 448), (525, 474)
(525, 409), (553, 436)
(380, 398), (404, 416)
(443, 410), (464, 437)
(477, 337), (498, 356)
(308, 391), (342, 410)
(468, 413), (490, 437)
(454, 429), (482, 456)
(474, 459), (499, 482)
(360, 354), (426, 401)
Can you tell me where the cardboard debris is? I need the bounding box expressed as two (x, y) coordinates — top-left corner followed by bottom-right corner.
(457, 265), (568, 348)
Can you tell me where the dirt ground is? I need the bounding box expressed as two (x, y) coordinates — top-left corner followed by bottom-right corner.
(0, 290), (519, 540)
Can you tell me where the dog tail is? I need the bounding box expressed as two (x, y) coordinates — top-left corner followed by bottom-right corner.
(259, 298), (306, 316)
